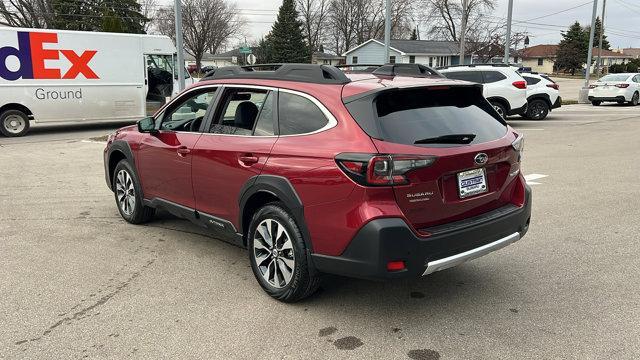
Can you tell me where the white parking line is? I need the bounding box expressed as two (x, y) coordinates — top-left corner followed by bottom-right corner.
(81, 139), (106, 145)
(524, 173), (548, 185)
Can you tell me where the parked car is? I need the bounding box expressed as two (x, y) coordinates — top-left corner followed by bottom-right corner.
(438, 64), (528, 119)
(200, 65), (217, 75)
(588, 73), (640, 106)
(519, 72), (561, 120)
(103, 64), (532, 302)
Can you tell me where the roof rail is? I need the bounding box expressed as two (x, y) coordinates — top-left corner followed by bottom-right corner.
(372, 63), (442, 77)
(437, 63), (515, 70)
(200, 63), (351, 84)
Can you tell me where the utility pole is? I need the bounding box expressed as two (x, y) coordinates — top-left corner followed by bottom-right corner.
(595, 0), (607, 78)
(459, 0), (469, 65)
(579, 0), (599, 103)
(585, 0), (599, 88)
(503, 0), (513, 64)
(384, 0), (391, 64)
(174, 0), (185, 92)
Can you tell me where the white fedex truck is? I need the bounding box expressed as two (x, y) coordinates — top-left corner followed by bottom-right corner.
(0, 27), (195, 136)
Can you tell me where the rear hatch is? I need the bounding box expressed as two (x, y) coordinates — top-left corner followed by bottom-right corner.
(343, 84), (523, 231)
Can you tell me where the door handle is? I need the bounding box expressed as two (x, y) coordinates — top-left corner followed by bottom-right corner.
(239, 154), (259, 165)
(177, 146), (190, 157)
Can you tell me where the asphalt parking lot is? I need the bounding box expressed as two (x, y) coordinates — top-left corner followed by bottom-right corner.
(1, 104), (639, 359)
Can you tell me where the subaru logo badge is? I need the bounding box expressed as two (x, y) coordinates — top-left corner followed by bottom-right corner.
(474, 153), (488, 165)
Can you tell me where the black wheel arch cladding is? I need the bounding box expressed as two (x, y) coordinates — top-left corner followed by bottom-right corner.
(239, 175), (313, 253)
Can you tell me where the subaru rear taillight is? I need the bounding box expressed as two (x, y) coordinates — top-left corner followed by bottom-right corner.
(512, 80), (527, 89)
(512, 134), (525, 162)
(546, 83), (559, 90)
(616, 83), (630, 88)
(336, 153), (437, 186)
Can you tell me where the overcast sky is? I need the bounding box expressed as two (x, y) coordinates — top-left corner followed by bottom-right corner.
(170, 0), (640, 50)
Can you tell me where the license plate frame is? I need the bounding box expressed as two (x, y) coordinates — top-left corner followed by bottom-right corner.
(457, 168), (488, 198)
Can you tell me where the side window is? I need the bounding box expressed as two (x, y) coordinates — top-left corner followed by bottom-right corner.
(444, 71), (483, 83)
(634, 75), (640, 83)
(253, 92), (276, 136)
(523, 76), (541, 85)
(352, 56), (358, 64)
(160, 89), (217, 132)
(278, 92), (328, 135)
(210, 88), (274, 136)
(483, 71), (507, 84)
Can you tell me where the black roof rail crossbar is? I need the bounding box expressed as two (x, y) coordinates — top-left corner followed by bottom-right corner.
(200, 63), (351, 84)
(372, 63), (442, 77)
(437, 63), (515, 70)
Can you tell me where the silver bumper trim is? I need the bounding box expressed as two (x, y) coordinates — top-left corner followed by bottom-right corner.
(422, 232), (521, 276)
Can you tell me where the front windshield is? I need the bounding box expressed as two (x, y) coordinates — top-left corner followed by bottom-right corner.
(599, 74), (630, 82)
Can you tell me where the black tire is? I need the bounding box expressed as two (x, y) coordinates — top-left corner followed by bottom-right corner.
(248, 203), (321, 302)
(525, 99), (550, 120)
(490, 101), (507, 119)
(617, 100), (625, 105)
(592, 100), (601, 106)
(112, 160), (155, 224)
(629, 92), (639, 106)
(0, 109), (30, 137)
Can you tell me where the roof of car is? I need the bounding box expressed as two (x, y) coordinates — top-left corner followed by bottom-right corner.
(195, 64), (478, 101)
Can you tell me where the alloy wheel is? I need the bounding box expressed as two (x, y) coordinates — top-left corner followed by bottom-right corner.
(493, 105), (504, 118)
(115, 170), (136, 216)
(253, 219), (295, 288)
(529, 102), (547, 119)
(633, 93), (639, 106)
(3, 114), (26, 135)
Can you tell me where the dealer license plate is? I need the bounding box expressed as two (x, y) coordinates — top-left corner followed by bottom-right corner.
(457, 168), (487, 198)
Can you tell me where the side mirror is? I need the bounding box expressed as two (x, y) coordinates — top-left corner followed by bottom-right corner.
(137, 117), (157, 134)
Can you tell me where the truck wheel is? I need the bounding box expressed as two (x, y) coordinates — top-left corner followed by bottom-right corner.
(248, 203), (321, 302)
(591, 101), (601, 106)
(0, 109), (30, 137)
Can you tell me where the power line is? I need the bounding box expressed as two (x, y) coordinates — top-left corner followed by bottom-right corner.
(517, 1), (594, 23)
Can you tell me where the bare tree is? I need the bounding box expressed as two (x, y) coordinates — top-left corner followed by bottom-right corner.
(139, 0), (158, 32)
(297, 0), (329, 53)
(325, 0), (413, 55)
(155, 0), (244, 71)
(421, 0), (495, 42)
(0, 0), (52, 28)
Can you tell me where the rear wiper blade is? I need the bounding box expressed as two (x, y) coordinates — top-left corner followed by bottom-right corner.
(414, 134), (476, 144)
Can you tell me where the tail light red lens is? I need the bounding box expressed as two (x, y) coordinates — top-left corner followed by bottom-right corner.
(512, 80), (527, 89)
(615, 83), (630, 88)
(336, 153), (437, 186)
(546, 83), (559, 90)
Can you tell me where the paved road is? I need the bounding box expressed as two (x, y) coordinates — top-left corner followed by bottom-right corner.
(1, 105), (639, 359)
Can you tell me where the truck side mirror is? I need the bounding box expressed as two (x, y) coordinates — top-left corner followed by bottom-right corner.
(137, 117), (157, 134)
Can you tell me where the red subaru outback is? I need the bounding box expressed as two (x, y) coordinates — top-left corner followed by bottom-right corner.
(104, 64), (531, 302)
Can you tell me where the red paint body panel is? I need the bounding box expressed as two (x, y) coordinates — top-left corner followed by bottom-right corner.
(137, 131), (201, 208)
(191, 134), (277, 228)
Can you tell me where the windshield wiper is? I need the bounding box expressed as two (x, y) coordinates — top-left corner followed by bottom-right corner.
(414, 134), (476, 144)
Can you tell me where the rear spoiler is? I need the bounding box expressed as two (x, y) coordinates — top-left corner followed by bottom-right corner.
(342, 82), (484, 104)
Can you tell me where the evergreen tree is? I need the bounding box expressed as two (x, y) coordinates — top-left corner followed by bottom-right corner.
(410, 28), (418, 40)
(50, 0), (147, 33)
(262, 0), (310, 63)
(585, 17), (611, 51)
(556, 21), (588, 75)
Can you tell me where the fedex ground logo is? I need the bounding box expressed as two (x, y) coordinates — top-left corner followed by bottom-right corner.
(0, 31), (99, 81)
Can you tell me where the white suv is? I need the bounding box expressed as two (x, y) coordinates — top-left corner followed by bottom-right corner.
(519, 72), (561, 120)
(438, 64), (528, 119)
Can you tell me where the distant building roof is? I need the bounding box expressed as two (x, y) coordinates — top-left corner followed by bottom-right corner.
(622, 48), (640, 58)
(343, 39), (459, 56)
(312, 51), (344, 60)
(520, 45), (559, 58)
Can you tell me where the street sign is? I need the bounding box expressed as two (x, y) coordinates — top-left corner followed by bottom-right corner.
(247, 54), (257, 65)
(231, 56), (238, 64)
(239, 47), (252, 54)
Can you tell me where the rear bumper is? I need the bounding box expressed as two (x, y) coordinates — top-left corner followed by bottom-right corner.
(312, 185), (532, 280)
(552, 96), (562, 109)
(588, 96), (626, 102)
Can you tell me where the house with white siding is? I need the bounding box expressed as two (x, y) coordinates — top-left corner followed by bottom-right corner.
(342, 39), (462, 67)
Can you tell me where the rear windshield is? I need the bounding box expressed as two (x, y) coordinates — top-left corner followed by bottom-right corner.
(345, 86), (507, 147)
(599, 74), (630, 82)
